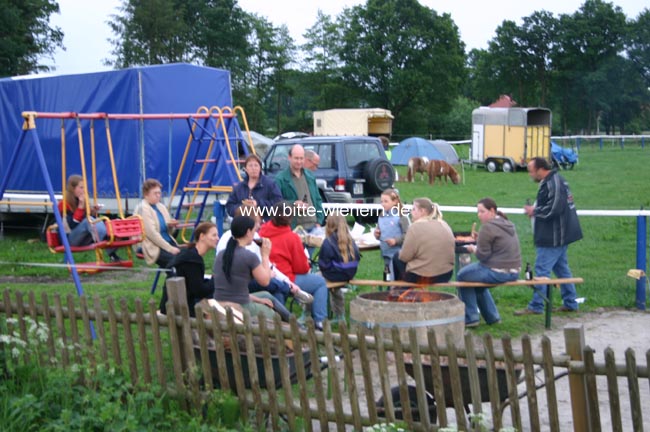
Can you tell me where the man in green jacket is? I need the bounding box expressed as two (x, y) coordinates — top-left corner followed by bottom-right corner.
(274, 144), (325, 230)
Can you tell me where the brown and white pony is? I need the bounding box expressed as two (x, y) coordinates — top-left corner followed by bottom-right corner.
(407, 156), (430, 182)
(428, 160), (461, 185)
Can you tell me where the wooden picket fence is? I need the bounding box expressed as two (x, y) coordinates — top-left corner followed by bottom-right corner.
(1, 282), (648, 431)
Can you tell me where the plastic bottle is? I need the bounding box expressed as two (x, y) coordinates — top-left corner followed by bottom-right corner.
(525, 262), (533, 280)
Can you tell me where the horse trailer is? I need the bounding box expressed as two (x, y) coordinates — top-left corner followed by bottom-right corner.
(470, 107), (551, 172)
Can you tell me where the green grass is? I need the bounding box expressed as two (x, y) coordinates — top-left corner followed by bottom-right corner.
(2, 146), (649, 337)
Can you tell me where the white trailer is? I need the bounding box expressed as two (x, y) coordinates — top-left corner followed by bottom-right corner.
(313, 108), (393, 136)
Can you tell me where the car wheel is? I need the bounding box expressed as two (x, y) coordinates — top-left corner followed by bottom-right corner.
(364, 158), (395, 194)
(502, 161), (514, 173)
(486, 160), (498, 173)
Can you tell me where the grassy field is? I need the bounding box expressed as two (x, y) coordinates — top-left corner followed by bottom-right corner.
(1, 145), (649, 337)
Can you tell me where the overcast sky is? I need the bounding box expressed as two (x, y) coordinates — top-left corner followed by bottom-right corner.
(48, 0), (647, 76)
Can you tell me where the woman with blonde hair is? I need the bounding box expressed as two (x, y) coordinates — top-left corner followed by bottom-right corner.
(393, 198), (454, 284)
(318, 213), (361, 320)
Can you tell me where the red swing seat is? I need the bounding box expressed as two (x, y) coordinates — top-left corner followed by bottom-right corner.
(45, 215), (144, 273)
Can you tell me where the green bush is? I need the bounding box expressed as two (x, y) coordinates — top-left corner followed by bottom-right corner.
(0, 317), (245, 431)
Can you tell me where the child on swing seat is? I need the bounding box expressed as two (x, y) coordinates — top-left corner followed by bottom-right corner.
(57, 174), (121, 262)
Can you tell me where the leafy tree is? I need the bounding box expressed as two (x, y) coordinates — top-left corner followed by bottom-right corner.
(185, 0), (251, 82)
(0, 0), (64, 77)
(107, 0), (191, 67)
(518, 11), (557, 106)
(337, 0), (466, 133)
(301, 10), (356, 109)
(551, 0), (627, 133)
(241, 15), (295, 133)
(627, 8), (650, 88)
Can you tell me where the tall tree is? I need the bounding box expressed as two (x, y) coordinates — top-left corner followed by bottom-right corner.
(627, 8), (650, 88)
(241, 15), (295, 133)
(107, 0), (192, 68)
(337, 0), (466, 133)
(186, 0), (251, 81)
(300, 10), (355, 109)
(0, 0), (64, 77)
(552, 0), (627, 133)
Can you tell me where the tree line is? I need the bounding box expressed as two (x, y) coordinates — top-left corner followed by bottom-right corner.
(3, 0), (649, 139)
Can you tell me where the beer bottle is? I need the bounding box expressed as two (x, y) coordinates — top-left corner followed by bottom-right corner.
(525, 262), (533, 280)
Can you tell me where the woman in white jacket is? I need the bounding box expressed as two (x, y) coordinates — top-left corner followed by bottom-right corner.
(135, 179), (180, 268)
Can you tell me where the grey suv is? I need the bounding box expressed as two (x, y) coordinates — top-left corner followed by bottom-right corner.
(263, 136), (395, 221)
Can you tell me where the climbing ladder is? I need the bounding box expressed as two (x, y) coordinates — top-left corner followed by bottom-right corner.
(169, 106), (256, 242)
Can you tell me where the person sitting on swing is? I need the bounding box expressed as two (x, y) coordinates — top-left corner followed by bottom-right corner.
(57, 174), (122, 262)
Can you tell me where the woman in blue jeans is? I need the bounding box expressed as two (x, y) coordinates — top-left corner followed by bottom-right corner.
(457, 198), (521, 327)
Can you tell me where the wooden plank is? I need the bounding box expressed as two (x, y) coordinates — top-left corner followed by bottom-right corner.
(79, 296), (95, 368)
(148, 299), (166, 388)
(446, 331), (467, 430)
(258, 318), (279, 430)
(357, 324), (378, 423)
(541, 336), (560, 431)
(521, 335), (540, 430)
(134, 299), (151, 384)
(27, 291), (38, 323)
(290, 319), (312, 431)
(209, 308), (231, 392)
(166, 305), (186, 403)
(242, 314), (264, 429)
(15, 292), (27, 344)
(483, 333), (502, 430)
(604, 348), (623, 432)
(227, 311), (248, 418)
(347, 277), (584, 289)
(194, 306), (213, 392)
(106, 297), (122, 366)
(625, 349), (643, 432)
(273, 315), (296, 429)
(464, 332), (483, 416)
(503, 335), (522, 431)
(67, 295), (81, 365)
(393, 326), (414, 426)
(340, 323), (361, 431)
(583, 346), (602, 432)
(374, 326), (395, 423)
(409, 327), (432, 429)
(41, 292), (56, 359)
(53, 293), (69, 367)
(120, 298), (138, 383)
(427, 327), (448, 426)
(564, 324), (589, 432)
(93, 296), (108, 363)
(320, 322), (342, 430)
(308, 322), (329, 431)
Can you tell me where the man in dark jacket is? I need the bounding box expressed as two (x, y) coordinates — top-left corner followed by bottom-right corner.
(515, 157), (583, 315)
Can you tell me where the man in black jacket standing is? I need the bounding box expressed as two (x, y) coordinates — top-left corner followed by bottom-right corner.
(515, 157), (583, 315)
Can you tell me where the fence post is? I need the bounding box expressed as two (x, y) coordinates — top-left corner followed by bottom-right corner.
(636, 213), (647, 310)
(564, 324), (591, 432)
(165, 277), (193, 372)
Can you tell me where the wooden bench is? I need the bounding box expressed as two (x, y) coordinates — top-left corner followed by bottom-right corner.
(331, 277), (584, 329)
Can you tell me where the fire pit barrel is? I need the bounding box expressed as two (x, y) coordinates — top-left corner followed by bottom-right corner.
(350, 290), (465, 347)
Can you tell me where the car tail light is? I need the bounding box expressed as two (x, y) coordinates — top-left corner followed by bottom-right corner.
(335, 178), (346, 191)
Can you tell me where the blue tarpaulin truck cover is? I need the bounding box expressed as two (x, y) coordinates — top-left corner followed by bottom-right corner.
(0, 63), (233, 199)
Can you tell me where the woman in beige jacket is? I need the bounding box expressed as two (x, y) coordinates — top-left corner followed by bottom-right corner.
(135, 179), (180, 268)
(393, 198), (455, 284)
